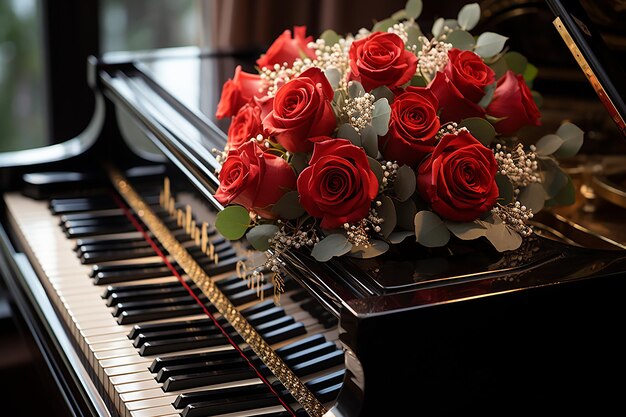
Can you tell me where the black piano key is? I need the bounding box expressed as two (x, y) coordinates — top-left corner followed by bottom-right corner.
(315, 383), (343, 403)
(78, 240), (154, 254)
(65, 223), (137, 238)
(281, 341), (337, 368)
(75, 235), (147, 249)
(181, 392), (281, 417)
(134, 324), (220, 348)
(254, 316), (295, 334)
(62, 215), (130, 229)
(289, 289), (312, 302)
(156, 356), (248, 383)
(106, 285), (200, 306)
(162, 367), (258, 392)
(274, 334), (327, 358)
(229, 283), (275, 306)
(92, 260), (167, 275)
(81, 247), (158, 264)
(51, 201), (119, 214)
(173, 382), (269, 409)
(94, 266), (180, 285)
(117, 304), (209, 325)
(262, 322), (307, 345)
(149, 349), (241, 374)
(305, 369), (345, 393)
(290, 350), (345, 377)
(139, 332), (229, 356)
(103, 280), (185, 300)
(60, 211), (123, 222)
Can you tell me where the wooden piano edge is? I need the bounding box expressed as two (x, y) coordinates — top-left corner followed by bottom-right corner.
(0, 221), (113, 417)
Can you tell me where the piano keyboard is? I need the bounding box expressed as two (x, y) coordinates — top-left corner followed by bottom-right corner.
(3, 183), (343, 417)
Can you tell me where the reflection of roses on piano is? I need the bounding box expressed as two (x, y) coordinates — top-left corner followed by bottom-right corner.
(213, 0), (583, 266)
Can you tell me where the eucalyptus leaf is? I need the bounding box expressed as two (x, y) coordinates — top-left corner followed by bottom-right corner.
(458, 3), (481, 30)
(489, 57), (509, 79)
(405, 0), (423, 20)
(320, 29), (341, 46)
(542, 159), (569, 198)
(372, 98), (391, 136)
(311, 234), (353, 262)
(504, 51), (528, 74)
(519, 183), (546, 213)
(368, 157), (384, 189)
(495, 174), (514, 204)
(535, 134), (564, 156)
(246, 224), (279, 251)
(337, 123), (361, 146)
(388, 231), (415, 244)
(348, 81), (365, 98)
(414, 211), (451, 247)
(484, 220), (523, 252)
(394, 165), (417, 202)
(552, 175), (576, 206)
(474, 32), (508, 58)
(406, 24), (423, 48)
(371, 86), (395, 104)
(524, 63), (538, 84)
(373, 18), (399, 33)
(477, 82), (496, 108)
(348, 240), (390, 258)
(459, 117), (496, 145)
(395, 198), (417, 230)
(324, 67), (341, 90)
(432, 17), (445, 38)
(215, 205), (251, 240)
(410, 75), (428, 87)
(291, 153), (309, 175)
(377, 195), (397, 238)
(446, 220), (488, 240)
(446, 30), (475, 51)
(361, 125), (379, 158)
(554, 122), (584, 158)
(271, 190), (306, 220)
(391, 9), (408, 20)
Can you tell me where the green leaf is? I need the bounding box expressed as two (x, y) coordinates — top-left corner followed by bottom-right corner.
(348, 240), (390, 258)
(459, 117), (496, 145)
(373, 18), (399, 33)
(291, 153), (308, 175)
(489, 57), (509, 79)
(246, 224), (279, 251)
(433, 18), (460, 38)
(394, 165), (417, 202)
(395, 198), (417, 230)
(484, 220), (523, 252)
(372, 98), (391, 136)
(348, 81), (365, 98)
(495, 174), (514, 204)
(542, 159), (569, 199)
(458, 3), (481, 31)
(519, 182), (546, 213)
(554, 122), (584, 158)
(371, 86), (395, 104)
(414, 211), (451, 247)
(535, 134), (564, 156)
(320, 29), (341, 46)
(504, 51), (528, 75)
(410, 75), (428, 87)
(446, 30), (475, 51)
(360, 125), (379, 158)
(271, 190), (305, 219)
(368, 157), (384, 188)
(391, 9), (408, 20)
(432, 17), (445, 38)
(311, 234), (353, 262)
(215, 205), (251, 240)
(406, 24), (423, 49)
(552, 175), (576, 206)
(446, 220), (488, 240)
(377, 195), (397, 238)
(324, 68), (341, 90)
(405, 0), (423, 20)
(337, 123), (361, 146)
(388, 231), (414, 243)
(523, 63), (538, 83)
(474, 32), (508, 58)
(532, 91), (543, 108)
(477, 82), (496, 108)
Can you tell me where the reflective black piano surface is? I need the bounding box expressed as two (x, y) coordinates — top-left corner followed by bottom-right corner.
(2, 1), (626, 416)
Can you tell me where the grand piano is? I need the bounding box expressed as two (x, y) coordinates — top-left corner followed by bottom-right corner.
(2, 1), (626, 416)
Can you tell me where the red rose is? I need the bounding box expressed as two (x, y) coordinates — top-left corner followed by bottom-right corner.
(429, 71), (486, 122)
(417, 130), (499, 222)
(298, 139), (378, 229)
(379, 87), (441, 167)
(261, 67), (336, 153)
(227, 102), (263, 150)
(349, 32), (418, 92)
(257, 26), (317, 69)
(429, 49), (495, 122)
(215, 141), (296, 218)
(487, 70), (541, 135)
(216, 66), (263, 119)
(444, 49), (495, 102)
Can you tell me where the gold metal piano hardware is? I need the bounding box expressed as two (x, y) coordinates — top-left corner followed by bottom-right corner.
(107, 167), (327, 417)
(552, 16), (626, 135)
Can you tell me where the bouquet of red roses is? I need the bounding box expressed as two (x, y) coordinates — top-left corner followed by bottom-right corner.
(213, 0), (582, 268)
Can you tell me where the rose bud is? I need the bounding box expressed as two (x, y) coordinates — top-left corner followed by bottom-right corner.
(227, 102), (263, 150)
(257, 26), (317, 69)
(417, 130), (499, 222)
(298, 139), (379, 229)
(379, 87), (441, 168)
(261, 67), (336, 153)
(216, 65), (264, 119)
(487, 70), (541, 135)
(349, 32), (418, 92)
(215, 141), (296, 218)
